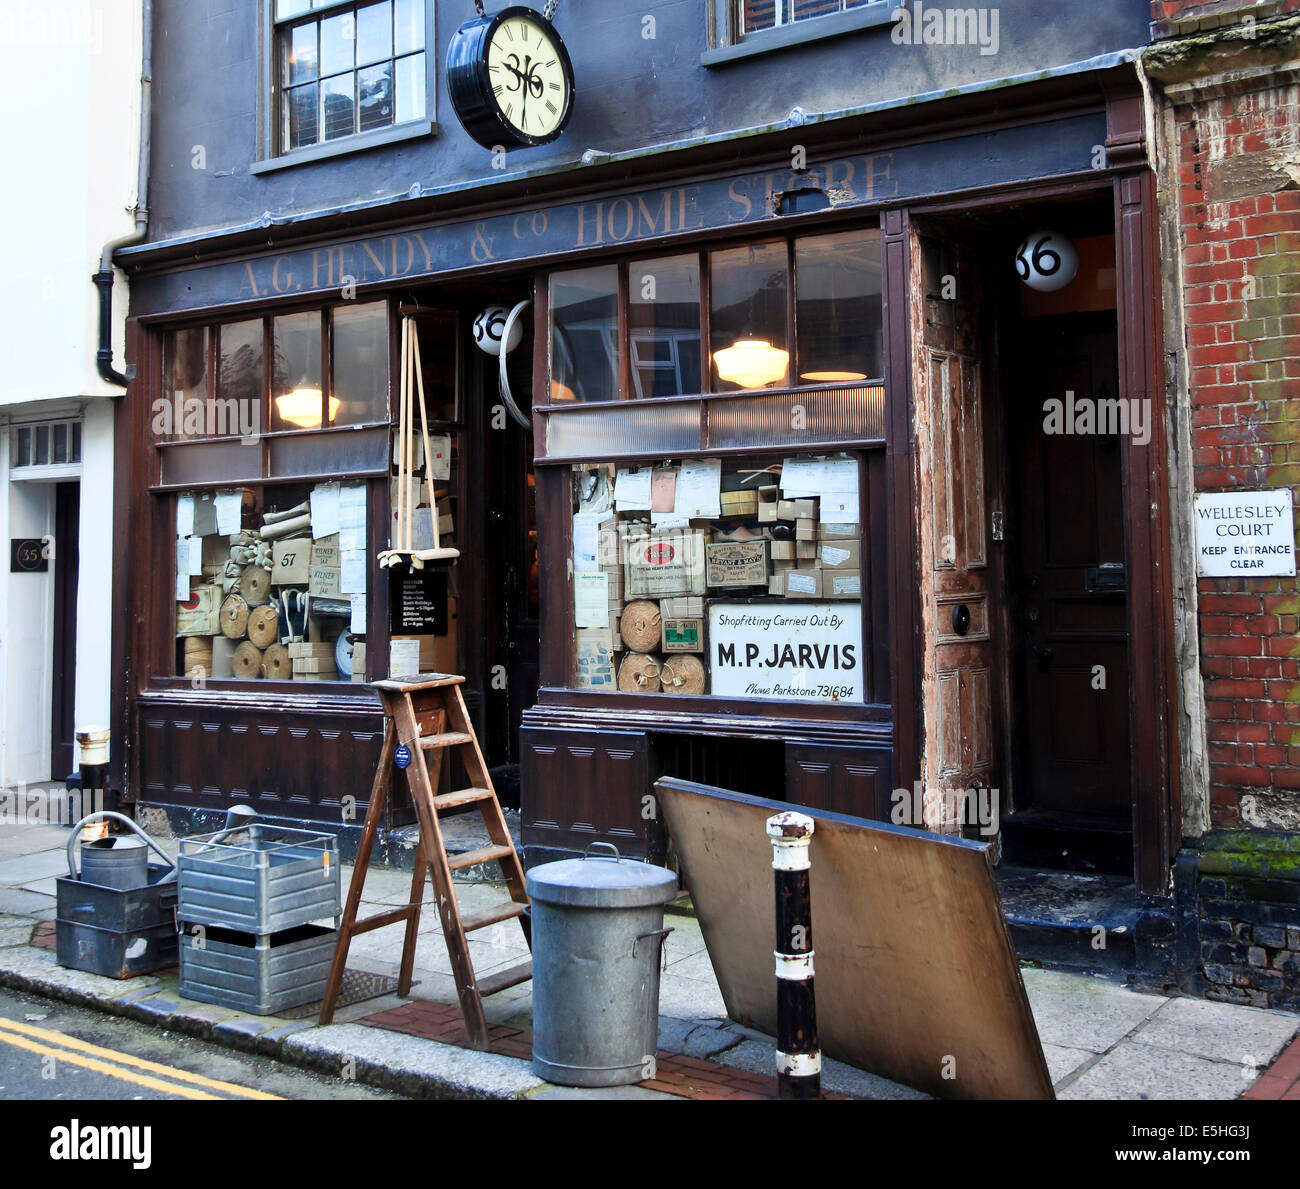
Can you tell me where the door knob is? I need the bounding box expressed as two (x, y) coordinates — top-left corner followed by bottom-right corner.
(1034, 646), (1054, 672)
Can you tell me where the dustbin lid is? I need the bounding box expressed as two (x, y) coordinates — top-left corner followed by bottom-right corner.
(526, 849), (677, 909)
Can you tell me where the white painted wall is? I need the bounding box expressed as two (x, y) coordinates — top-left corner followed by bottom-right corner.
(0, 0), (141, 784)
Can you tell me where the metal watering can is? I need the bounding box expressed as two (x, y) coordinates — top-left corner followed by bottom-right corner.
(67, 811), (176, 890)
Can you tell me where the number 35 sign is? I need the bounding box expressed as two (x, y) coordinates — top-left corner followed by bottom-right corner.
(1015, 229), (1079, 293)
(10, 537), (51, 573)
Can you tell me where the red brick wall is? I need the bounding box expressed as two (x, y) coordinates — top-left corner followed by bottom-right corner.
(1176, 76), (1300, 826)
(1153, 0), (1300, 37)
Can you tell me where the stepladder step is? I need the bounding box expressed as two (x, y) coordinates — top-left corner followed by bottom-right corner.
(475, 959), (533, 998)
(447, 843), (515, 872)
(433, 786), (494, 810)
(418, 732), (475, 749)
(460, 900), (529, 932)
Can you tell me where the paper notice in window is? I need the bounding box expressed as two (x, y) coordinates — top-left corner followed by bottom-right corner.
(215, 491), (243, 536)
(187, 536), (204, 576)
(339, 550), (366, 594)
(572, 512), (601, 572)
(176, 495), (195, 538)
(339, 526), (366, 553)
(175, 547), (190, 601)
(310, 483), (340, 538)
(350, 593), (366, 635)
(388, 638), (421, 678)
(574, 571), (609, 628)
(339, 485), (367, 529)
(192, 494), (217, 538)
(428, 434), (451, 481)
(674, 459), (722, 519)
(615, 467), (653, 511)
(651, 467), (678, 513)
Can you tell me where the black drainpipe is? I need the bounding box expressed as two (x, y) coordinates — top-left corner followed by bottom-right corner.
(95, 0), (152, 390)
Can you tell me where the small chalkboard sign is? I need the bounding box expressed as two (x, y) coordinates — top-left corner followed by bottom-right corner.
(10, 538), (47, 573)
(389, 568), (448, 635)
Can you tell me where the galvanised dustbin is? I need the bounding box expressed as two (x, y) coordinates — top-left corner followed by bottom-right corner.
(527, 843), (677, 1088)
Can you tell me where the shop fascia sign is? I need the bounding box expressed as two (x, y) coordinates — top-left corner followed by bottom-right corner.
(144, 113), (1107, 314)
(1194, 490), (1295, 577)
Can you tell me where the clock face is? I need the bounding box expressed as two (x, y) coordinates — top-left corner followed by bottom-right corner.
(485, 13), (570, 141)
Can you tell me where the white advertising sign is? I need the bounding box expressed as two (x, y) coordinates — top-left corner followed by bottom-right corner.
(709, 603), (863, 704)
(1195, 491), (1295, 577)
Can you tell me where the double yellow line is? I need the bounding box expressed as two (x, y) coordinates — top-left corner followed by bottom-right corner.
(0, 1016), (282, 1100)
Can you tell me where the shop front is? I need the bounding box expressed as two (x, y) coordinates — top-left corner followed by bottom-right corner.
(116, 64), (1174, 937)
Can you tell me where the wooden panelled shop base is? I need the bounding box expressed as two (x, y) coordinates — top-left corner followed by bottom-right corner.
(654, 778), (1053, 1100)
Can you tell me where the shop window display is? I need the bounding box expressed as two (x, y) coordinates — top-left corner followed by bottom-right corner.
(174, 482), (368, 684)
(569, 453), (864, 704)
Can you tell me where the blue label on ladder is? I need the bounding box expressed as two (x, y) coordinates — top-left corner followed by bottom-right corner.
(394, 744), (412, 770)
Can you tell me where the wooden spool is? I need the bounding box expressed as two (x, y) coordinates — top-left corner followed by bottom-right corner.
(247, 604), (280, 649)
(661, 654), (706, 695)
(620, 600), (662, 653)
(262, 642), (291, 680)
(220, 594), (250, 640)
(183, 636), (212, 679)
(232, 640), (264, 680)
(240, 564), (272, 606)
(618, 653), (661, 693)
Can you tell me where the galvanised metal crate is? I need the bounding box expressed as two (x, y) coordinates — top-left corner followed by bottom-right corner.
(179, 923), (336, 1015)
(177, 823), (340, 935)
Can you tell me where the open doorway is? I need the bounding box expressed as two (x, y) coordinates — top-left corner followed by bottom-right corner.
(987, 210), (1134, 880)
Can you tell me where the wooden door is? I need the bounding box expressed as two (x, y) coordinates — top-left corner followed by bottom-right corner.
(50, 481), (79, 779)
(910, 231), (994, 833)
(1014, 314), (1130, 815)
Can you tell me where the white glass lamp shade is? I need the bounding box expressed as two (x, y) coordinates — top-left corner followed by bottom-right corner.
(276, 386), (340, 428)
(714, 338), (789, 389)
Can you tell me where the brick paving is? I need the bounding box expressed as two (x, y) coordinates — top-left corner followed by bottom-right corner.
(359, 999), (852, 1100)
(30, 920), (55, 951)
(1243, 1034), (1300, 1101)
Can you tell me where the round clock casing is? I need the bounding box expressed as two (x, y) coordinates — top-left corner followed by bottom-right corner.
(446, 6), (575, 150)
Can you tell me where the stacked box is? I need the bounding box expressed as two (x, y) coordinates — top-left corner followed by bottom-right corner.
(662, 617), (704, 653)
(757, 486), (780, 523)
(289, 641), (334, 680)
(720, 489), (759, 517)
(661, 596), (704, 618)
(624, 528), (706, 598)
(706, 541), (768, 588)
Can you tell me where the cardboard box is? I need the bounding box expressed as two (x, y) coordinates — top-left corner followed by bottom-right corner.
(288, 642), (333, 659)
(776, 500), (799, 521)
(795, 519), (816, 541)
(784, 569), (823, 598)
(291, 657), (337, 675)
(774, 557), (798, 573)
(720, 490), (759, 517)
(794, 499), (818, 520)
(309, 564), (342, 598)
(817, 522), (858, 540)
(824, 569), (861, 599)
(272, 538), (311, 585)
(757, 486), (780, 524)
(350, 641), (367, 681)
(706, 541), (768, 588)
(177, 584), (223, 636)
(311, 535), (340, 567)
(662, 617), (704, 653)
(624, 529), (706, 598)
(771, 540), (797, 561)
(660, 596), (704, 618)
(819, 541), (861, 571)
(796, 539), (818, 560)
(768, 573), (785, 597)
(201, 534), (231, 569)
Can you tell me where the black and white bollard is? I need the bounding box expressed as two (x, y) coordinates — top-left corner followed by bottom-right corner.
(767, 810), (821, 1100)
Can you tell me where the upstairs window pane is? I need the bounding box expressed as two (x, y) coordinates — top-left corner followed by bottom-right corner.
(550, 266), (620, 403)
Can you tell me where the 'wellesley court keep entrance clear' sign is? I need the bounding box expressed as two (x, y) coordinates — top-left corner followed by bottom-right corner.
(709, 604), (864, 704)
(1194, 491), (1296, 577)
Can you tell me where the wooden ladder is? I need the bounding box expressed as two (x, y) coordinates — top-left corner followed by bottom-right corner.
(318, 673), (532, 1049)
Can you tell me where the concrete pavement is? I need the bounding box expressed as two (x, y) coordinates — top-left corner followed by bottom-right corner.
(1, 813), (1297, 1101)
